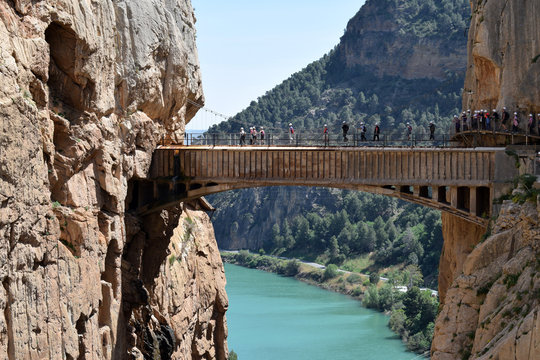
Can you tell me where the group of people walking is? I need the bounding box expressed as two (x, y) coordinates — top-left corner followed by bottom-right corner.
(454, 108), (540, 135)
(239, 121), (440, 146)
(239, 126), (266, 145)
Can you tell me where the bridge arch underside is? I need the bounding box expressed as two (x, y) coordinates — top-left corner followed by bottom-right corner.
(141, 178), (491, 226)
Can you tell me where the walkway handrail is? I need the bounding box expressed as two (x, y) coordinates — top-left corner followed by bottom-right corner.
(179, 131), (458, 148)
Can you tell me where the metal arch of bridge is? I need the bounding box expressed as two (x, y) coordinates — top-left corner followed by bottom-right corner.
(133, 146), (518, 226)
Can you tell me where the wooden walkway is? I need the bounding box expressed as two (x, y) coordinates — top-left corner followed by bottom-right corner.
(131, 146), (520, 225)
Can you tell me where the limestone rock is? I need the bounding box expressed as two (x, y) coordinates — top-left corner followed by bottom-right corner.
(432, 202), (540, 360)
(463, 0), (540, 118)
(0, 0), (227, 359)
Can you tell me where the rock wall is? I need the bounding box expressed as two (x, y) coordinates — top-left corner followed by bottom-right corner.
(438, 213), (486, 303)
(432, 1), (540, 358)
(0, 1), (227, 359)
(463, 0), (540, 115)
(432, 201), (539, 360)
(333, 0), (469, 80)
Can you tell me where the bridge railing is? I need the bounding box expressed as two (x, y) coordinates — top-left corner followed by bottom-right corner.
(180, 131), (459, 148)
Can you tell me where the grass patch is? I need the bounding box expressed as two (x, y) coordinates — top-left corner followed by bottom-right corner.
(340, 254), (374, 273)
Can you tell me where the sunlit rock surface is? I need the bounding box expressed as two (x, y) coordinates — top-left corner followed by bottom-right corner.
(0, 0), (227, 359)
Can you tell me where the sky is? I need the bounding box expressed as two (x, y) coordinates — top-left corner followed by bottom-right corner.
(187, 0), (366, 130)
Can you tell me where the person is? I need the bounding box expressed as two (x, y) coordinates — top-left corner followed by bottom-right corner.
(491, 109), (499, 131)
(260, 127), (265, 144)
(484, 110), (491, 130)
(252, 126), (258, 144)
(454, 115), (461, 133)
(289, 123), (294, 143)
(502, 107), (510, 131)
(465, 109), (471, 131)
(460, 112), (467, 132)
(537, 114), (540, 136)
(406, 122), (412, 140)
(359, 122), (367, 141)
(373, 123), (380, 141)
(512, 112), (519, 133)
(248, 127), (254, 145)
(429, 121), (435, 140)
(239, 127), (246, 146)
(323, 124), (329, 146)
(342, 121), (350, 142)
(528, 114), (534, 135)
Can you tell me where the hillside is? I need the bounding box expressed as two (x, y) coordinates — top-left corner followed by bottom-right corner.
(208, 0), (471, 288)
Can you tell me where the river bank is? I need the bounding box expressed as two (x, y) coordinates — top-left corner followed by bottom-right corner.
(224, 263), (413, 360)
(221, 250), (438, 355)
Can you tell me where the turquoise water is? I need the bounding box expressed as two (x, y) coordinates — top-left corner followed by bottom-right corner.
(224, 263), (414, 360)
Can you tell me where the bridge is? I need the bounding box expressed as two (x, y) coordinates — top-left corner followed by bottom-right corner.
(128, 145), (522, 226)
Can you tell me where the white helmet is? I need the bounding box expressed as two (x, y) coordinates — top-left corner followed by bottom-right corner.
(514, 112), (517, 115)
(289, 123), (292, 126)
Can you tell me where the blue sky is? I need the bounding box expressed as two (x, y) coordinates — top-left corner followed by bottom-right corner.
(188, 0), (366, 130)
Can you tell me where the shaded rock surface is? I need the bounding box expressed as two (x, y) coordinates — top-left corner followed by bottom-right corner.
(0, 0), (227, 359)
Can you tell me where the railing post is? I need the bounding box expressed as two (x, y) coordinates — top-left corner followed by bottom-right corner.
(296, 133), (299, 147)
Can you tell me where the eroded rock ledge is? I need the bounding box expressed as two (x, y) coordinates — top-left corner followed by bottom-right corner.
(433, 201), (540, 360)
(0, 0), (227, 359)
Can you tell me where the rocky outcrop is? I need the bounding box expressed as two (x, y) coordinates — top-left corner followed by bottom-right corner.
(438, 213), (486, 303)
(431, 1), (540, 357)
(333, 0), (469, 80)
(463, 0), (540, 115)
(0, 1), (227, 359)
(432, 201), (540, 360)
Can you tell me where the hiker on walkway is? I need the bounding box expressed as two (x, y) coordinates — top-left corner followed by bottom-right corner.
(260, 127), (265, 144)
(373, 123), (380, 141)
(512, 112), (520, 133)
(502, 107), (510, 131)
(429, 121), (436, 140)
(342, 121), (350, 142)
(528, 114), (535, 135)
(406, 123), (412, 140)
(323, 124), (329, 146)
(289, 123), (294, 144)
(239, 127), (246, 146)
(491, 109), (500, 131)
(454, 115), (461, 133)
(252, 126), (258, 144)
(359, 122), (367, 141)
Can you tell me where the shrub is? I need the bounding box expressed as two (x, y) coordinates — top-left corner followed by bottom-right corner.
(369, 272), (380, 284)
(229, 350), (238, 360)
(283, 259), (300, 277)
(346, 273), (363, 284)
(323, 264), (339, 280)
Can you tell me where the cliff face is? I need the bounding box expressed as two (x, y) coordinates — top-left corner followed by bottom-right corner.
(333, 0), (469, 80)
(463, 0), (540, 114)
(433, 201), (539, 360)
(431, 1), (540, 358)
(0, 1), (227, 359)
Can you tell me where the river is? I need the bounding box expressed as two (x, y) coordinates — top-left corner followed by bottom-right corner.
(224, 263), (415, 360)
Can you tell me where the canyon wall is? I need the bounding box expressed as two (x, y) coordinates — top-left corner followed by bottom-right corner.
(0, 1), (227, 359)
(433, 201), (539, 360)
(333, 0), (469, 80)
(463, 0), (540, 115)
(432, 1), (540, 358)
